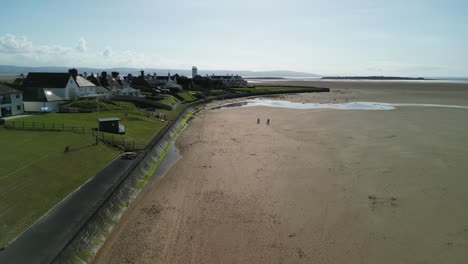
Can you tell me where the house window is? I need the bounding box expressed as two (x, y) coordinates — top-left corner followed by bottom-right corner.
(1, 106), (12, 117)
(17, 105), (21, 111)
(16, 94), (20, 99)
(0, 95), (11, 105)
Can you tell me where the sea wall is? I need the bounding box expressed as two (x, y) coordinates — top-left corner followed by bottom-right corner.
(52, 105), (200, 264)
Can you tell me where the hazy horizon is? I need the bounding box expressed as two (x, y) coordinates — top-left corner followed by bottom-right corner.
(1, 0), (467, 76)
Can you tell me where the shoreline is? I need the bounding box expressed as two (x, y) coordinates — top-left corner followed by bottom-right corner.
(93, 83), (468, 263)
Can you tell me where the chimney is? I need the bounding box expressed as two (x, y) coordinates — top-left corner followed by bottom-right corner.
(111, 71), (119, 78)
(83, 72), (88, 78)
(68, 68), (78, 79)
(101, 71), (108, 78)
(140, 70), (144, 78)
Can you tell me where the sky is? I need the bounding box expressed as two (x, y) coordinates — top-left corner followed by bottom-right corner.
(0, 0), (467, 76)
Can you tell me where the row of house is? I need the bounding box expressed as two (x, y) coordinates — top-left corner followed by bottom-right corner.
(127, 71), (183, 91)
(1, 67), (249, 117)
(20, 69), (142, 112)
(208, 74), (248, 87)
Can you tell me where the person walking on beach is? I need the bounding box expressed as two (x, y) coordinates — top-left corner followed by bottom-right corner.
(257, 118), (260, 124)
(266, 119), (270, 125)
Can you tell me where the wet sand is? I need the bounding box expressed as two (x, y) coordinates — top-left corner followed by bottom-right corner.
(94, 82), (468, 264)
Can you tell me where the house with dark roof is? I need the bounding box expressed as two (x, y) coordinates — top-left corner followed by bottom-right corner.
(0, 83), (23, 118)
(208, 74), (248, 87)
(22, 69), (107, 112)
(86, 73), (110, 94)
(107, 72), (141, 97)
(143, 72), (182, 90)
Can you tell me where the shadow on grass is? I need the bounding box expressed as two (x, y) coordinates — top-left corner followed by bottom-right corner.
(65, 143), (98, 153)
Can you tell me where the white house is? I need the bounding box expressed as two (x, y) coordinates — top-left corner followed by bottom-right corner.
(107, 72), (141, 97)
(0, 84), (24, 117)
(73, 76), (98, 97)
(164, 74), (182, 90)
(209, 74), (248, 87)
(22, 69), (104, 112)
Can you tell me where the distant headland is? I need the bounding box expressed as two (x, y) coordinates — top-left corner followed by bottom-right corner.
(322, 76), (428, 80)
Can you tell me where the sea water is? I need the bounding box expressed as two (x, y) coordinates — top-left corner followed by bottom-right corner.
(211, 99), (468, 111)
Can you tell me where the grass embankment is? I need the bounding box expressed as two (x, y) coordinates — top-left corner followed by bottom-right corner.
(176, 91), (198, 102)
(158, 95), (179, 107)
(0, 127), (118, 246)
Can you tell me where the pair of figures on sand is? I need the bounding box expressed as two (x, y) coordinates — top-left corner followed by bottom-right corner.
(257, 118), (270, 125)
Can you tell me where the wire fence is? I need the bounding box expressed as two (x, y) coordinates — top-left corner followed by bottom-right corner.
(95, 132), (147, 151)
(4, 120), (150, 151)
(5, 121), (92, 134)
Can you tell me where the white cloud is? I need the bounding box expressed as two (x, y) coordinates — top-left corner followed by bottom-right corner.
(0, 34), (179, 69)
(76, 38), (87, 52)
(102, 47), (112, 57)
(0, 34), (33, 53)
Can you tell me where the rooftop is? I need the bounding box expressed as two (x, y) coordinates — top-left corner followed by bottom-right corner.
(75, 76), (96, 87)
(98, 117), (121, 122)
(23, 73), (72, 88)
(0, 83), (21, 95)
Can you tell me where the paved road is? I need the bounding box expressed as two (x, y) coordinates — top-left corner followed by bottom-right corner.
(0, 154), (138, 264)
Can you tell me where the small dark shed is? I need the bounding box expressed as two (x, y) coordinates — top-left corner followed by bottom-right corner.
(98, 117), (125, 134)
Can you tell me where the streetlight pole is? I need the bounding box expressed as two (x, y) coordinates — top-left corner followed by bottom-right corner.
(96, 95), (100, 144)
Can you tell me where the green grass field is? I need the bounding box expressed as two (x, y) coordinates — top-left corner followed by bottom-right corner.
(8, 102), (165, 144)
(0, 100), (185, 246)
(176, 91), (198, 102)
(0, 127), (119, 246)
(158, 95), (180, 107)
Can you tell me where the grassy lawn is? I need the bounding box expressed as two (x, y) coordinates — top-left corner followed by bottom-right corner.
(0, 127), (119, 246)
(7, 101), (165, 144)
(159, 103), (189, 121)
(176, 91), (198, 102)
(0, 100), (191, 246)
(158, 95), (180, 107)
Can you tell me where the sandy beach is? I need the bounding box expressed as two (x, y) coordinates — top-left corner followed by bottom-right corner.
(94, 81), (468, 264)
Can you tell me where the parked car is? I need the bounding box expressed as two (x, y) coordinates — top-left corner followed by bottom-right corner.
(121, 152), (137, 160)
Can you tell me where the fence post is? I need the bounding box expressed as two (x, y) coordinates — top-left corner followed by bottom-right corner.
(52, 123), (55, 130)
